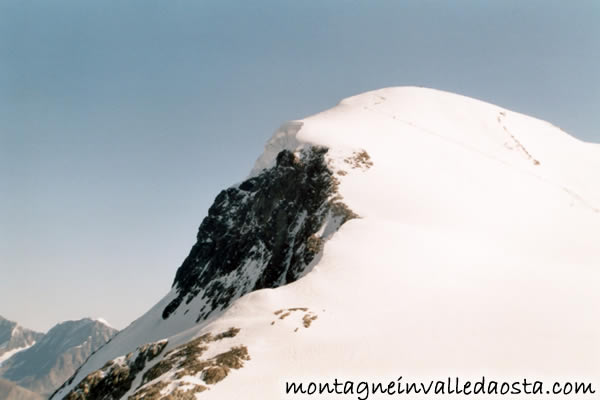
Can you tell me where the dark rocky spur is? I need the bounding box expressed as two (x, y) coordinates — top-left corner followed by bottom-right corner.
(163, 146), (358, 323)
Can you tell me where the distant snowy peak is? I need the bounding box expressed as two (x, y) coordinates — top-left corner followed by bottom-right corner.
(0, 316), (43, 365)
(29, 318), (118, 357)
(92, 317), (113, 328)
(0, 318), (118, 397)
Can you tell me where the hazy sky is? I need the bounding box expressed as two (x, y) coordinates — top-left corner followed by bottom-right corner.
(1, 0), (598, 332)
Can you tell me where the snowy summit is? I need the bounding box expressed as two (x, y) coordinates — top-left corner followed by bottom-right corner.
(52, 87), (600, 400)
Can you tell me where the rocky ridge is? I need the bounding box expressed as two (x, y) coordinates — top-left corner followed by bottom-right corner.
(163, 146), (358, 322)
(53, 145), (359, 400)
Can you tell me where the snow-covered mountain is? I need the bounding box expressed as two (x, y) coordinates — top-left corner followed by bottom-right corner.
(0, 317), (43, 367)
(52, 87), (600, 400)
(1, 318), (117, 398)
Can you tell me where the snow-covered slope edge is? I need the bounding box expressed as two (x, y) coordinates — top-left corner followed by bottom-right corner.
(54, 87), (600, 399)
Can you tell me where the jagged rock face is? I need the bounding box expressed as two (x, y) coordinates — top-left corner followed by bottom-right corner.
(0, 317), (43, 362)
(48, 146), (357, 400)
(163, 147), (356, 321)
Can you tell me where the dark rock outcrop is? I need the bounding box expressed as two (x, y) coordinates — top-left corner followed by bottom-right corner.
(62, 341), (167, 400)
(163, 147), (357, 322)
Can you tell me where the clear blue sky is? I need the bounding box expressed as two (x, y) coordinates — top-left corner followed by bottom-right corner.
(1, 0), (598, 332)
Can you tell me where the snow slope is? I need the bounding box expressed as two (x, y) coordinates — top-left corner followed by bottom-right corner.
(0, 345), (34, 367)
(53, 87), (600, 399)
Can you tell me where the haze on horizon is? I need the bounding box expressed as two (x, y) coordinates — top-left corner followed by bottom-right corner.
(1, 0), (599, 332)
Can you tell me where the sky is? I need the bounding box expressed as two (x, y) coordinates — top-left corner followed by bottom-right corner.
(1, 0), (598, 332)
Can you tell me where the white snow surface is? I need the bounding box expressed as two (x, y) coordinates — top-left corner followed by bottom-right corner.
(54, 87), (600, 399)
(92, 317), (114, 329)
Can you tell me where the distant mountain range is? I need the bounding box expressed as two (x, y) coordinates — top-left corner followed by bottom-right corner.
(0, 318), (43, 365)
(0, 316), (117, 399)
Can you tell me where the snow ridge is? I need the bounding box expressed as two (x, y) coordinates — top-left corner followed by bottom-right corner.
(51, 87), (600, 400)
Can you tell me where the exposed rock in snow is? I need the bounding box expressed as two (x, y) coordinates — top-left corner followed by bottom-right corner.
(163, 146), (357, 322)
